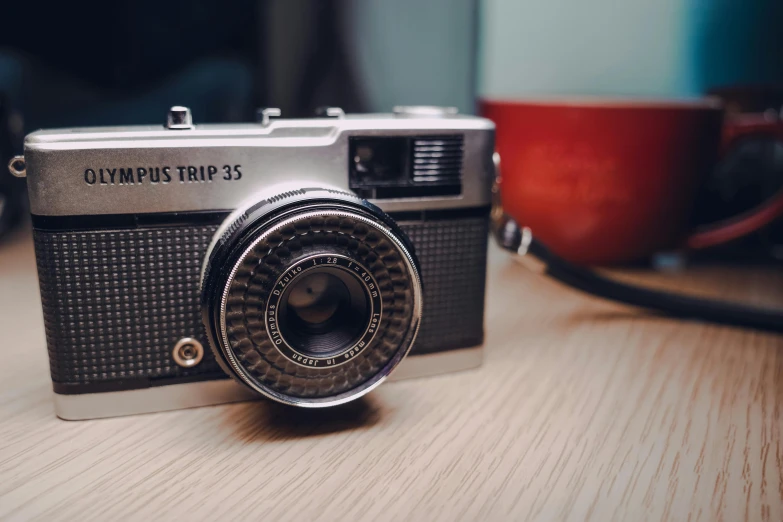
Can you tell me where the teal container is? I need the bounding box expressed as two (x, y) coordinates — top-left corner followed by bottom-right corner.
(479, 0), (783, 99)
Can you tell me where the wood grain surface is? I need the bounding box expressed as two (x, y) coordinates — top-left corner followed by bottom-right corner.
(0, 225), (782, 522)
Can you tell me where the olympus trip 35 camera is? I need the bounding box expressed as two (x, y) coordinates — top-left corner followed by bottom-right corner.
(13, 105), (495, 419)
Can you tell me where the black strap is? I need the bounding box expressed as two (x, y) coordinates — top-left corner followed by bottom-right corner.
(494, 216), (783, 334)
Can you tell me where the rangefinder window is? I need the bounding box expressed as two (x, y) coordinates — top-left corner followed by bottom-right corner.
(350, 135), (464, 199)
(350, 137), (408, 187)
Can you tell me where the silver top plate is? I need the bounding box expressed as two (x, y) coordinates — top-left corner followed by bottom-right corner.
(24, 112), (495, 216)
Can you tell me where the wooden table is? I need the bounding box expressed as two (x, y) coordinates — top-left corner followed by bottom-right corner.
(1, 225), (781, 522)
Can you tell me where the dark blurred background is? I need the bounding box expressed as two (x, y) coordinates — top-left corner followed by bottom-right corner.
(0, 0), (477, 128)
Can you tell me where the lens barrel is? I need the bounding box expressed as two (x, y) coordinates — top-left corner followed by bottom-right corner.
(201, 188), (422, 407)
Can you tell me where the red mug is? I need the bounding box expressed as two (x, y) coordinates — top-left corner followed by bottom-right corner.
(480, 97), (783, 265)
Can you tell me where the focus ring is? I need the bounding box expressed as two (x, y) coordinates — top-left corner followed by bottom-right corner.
(216, 187), (366, 252)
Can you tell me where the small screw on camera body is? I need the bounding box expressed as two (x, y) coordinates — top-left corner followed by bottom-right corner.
(172, 338), (204, 368)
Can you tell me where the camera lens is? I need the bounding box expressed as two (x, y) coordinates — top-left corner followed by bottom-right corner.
(202, 188), (422, 408)
(278, 268), (370, 357)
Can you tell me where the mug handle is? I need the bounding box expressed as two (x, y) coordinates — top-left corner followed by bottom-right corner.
(686, 114), (783, 250)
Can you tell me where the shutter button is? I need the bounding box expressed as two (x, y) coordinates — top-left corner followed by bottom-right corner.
(166, 106), (194, 130)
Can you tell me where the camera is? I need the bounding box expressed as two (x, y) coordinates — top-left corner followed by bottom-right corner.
(18, 105), (494, 419)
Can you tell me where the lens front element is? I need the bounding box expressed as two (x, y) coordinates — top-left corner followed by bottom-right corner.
(269, 254), (380, 365)
(287, 272), (346, 328)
